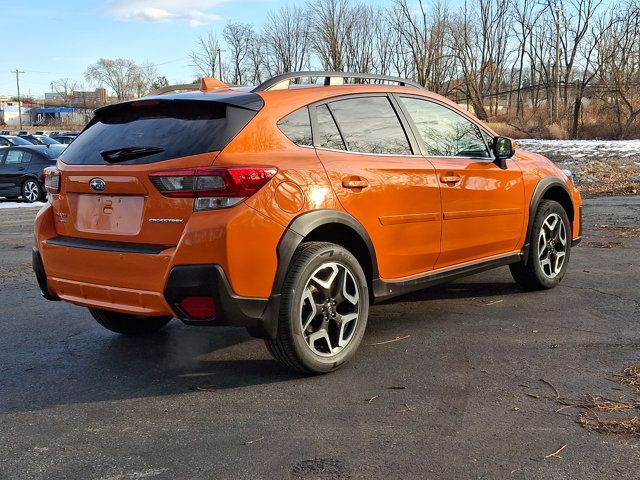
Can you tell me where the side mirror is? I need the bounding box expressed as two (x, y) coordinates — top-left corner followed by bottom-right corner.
(492, 136), (515, 169)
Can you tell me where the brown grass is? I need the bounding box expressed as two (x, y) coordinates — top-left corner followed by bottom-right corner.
(619, 366), (640, 392)
(554, 367), (640, 437)
(485, 121), (529, 139)
(578, 412), (640, 436)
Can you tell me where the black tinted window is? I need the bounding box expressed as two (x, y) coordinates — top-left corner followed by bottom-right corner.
(315, 104), (345, 150)
(400, 97), (490, 158)
(328, 97), (411, 155)
(60, 100), (259, 165)
(278, 107), (312, 146)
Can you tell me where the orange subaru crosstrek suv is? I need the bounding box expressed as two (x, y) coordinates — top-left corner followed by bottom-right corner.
(33, 72), (581, 373)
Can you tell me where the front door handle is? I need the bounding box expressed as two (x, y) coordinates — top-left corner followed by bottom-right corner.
(440, 175), (462, 184)
(342, 178), (369, 189)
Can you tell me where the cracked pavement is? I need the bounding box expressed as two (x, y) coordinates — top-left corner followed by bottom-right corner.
(0, 196), (638, 479)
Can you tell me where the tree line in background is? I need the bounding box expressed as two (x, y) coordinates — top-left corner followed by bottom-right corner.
(186, 0), (640, 139)
(60, 0), (640, 139)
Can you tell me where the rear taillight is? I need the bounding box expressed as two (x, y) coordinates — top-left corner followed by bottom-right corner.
(149, 166), (277, 211)
(43, 166), (60, 194)
(179, 296), (216, 320)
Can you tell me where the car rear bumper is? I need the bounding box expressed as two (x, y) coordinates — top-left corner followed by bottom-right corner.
(32, 246), (278, 338)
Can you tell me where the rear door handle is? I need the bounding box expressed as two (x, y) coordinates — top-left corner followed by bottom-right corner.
(342, 178), (369, 189)
(440, 175), (462, 184)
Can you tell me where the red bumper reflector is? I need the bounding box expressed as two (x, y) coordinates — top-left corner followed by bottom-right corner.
(179, 296), (216, 320)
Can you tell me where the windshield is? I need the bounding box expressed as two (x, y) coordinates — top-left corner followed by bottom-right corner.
(60, 100), (260, 165)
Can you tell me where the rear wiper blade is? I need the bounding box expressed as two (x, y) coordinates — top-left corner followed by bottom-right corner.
(100, 146), (164, 163)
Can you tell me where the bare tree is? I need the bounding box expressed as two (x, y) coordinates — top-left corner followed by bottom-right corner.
(263, 5), (310, 75)
(190, 32), (222, 79)
(510, 0), (545, 117)
(595, 3), (640, 137)
(223, 22), (254, 84)
(51, 78), (79, 98)
(85, 58), (156, 100)
(394, 0), (454, 94)
(449, 0), (511, 120)
(309, 0), (354, 71)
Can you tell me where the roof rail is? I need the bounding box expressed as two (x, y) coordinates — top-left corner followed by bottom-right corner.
(147, 77), (229, 96)
(252, 71), (425, 92)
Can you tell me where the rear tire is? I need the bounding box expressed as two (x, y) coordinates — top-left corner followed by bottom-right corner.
(265, 242), (369, 374)
(89, 308), (172, 335)
(510, 199), (571, 290)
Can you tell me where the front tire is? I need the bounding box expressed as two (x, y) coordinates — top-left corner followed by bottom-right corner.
(265, 242), (369, 374)
(22, 179), (44, 203)
(89, 308), (172, 335)
(510, 199), (571, 290)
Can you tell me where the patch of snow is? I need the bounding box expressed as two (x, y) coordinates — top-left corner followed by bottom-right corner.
(517, 139), (640, 164)
(0, 199), (46, 209)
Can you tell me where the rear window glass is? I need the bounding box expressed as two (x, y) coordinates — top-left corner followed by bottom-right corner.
(5, 150), (26, 164)
(328, 96), (411, 155)
(59, 100), (259, 165)
(315, 104), (346, 150)
(42, 148), (63, 159)
(278, 107), (312, 146)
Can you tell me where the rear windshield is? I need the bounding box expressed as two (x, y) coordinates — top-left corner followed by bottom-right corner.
(42, 148), (63, 159)
(59, 100), (259, 165)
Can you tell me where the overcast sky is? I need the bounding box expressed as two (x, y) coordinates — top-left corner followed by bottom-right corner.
(0, 0), (392, 98)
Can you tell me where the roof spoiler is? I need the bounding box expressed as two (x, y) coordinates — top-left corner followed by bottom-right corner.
(147, 77), (229, 96)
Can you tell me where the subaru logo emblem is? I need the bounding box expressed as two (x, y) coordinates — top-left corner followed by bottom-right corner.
(90, 178), (106, 192)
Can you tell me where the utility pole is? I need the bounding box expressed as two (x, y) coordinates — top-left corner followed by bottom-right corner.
(554, 7), (561, 123)
(216, 48), (223, 80)
(11, 69), (25, 130)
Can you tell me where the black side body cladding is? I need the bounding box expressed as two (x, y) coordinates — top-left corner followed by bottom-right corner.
(521, 177), (576, 262)
(373, 254), (522, 302)
(164, 265), (270, 333)
(271, 209), (379, 296)
(32, 248), (60, 301)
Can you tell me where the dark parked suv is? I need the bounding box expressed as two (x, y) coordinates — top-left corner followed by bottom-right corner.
(0, 146), (62, 202)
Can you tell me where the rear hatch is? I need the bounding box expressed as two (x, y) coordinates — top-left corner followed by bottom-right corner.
(51, 93), (263, 246)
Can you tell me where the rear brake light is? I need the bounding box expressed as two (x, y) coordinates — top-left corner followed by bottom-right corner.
(149, 166), (277, 211)
(43, 166), (60, 194)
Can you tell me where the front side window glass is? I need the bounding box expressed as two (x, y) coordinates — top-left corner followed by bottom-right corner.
(328, 97), (411, 155)
(400, 97), (490, 158)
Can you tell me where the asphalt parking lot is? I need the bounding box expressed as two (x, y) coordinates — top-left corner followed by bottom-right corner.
(0, 196), (638, 480)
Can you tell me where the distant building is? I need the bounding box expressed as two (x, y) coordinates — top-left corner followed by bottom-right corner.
(0, 105), (29, 127)
(30, 107), (80, 125)
(45, 92), (65, 100)
(71, 88), (107, 108)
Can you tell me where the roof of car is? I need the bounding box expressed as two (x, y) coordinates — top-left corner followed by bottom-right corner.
(96, 89), (265, 115)
(5, 144), (61, 154)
